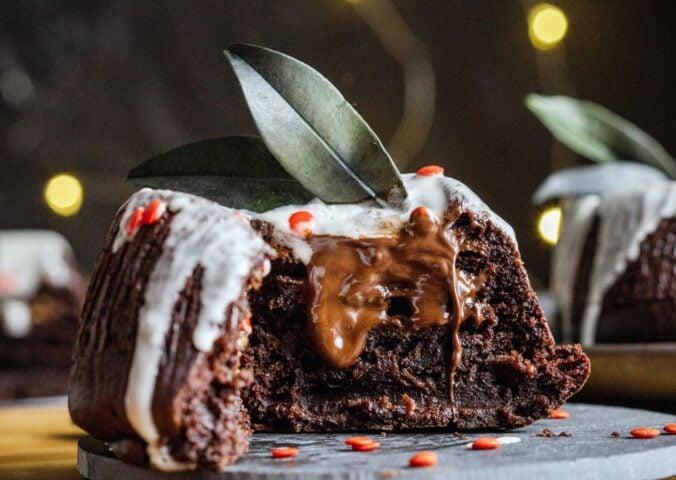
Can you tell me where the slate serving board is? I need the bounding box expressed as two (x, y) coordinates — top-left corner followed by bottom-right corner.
(77, 404), (676, 480)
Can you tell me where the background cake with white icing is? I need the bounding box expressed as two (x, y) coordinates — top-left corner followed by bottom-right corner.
(0, 230), (84, 399)
(537, 170), (676, 345)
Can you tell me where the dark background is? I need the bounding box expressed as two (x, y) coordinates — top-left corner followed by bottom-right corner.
(1, 0), (674, 286)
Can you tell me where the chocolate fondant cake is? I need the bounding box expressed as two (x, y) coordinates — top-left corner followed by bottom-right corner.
(69, 172), (590, 471)
(0, 230), (84, 399)
(549, 182), (676, 344)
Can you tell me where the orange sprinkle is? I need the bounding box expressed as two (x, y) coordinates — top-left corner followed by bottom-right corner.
(664, 424), (676, 435)
(241, 316), (252, 335)
(409, 451), (438, 468)
(288, 211), (315, 236)
(549, 408), (570, 419)
(142, 199), (167, 225)
(416, 165), (444, 176)
(0, 274), (16, 295)
(352, 441), (381, 452)
(126, 207), (145, 236)
(471, 437), (501, 450)
(630, 428), (660, 439)
(271, 447), (299, 458)
(409, 206), (431, 219)
(344, 436), (374, 447)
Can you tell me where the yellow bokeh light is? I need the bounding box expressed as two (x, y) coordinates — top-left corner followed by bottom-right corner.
(537, 206), (562, 245)
(528, 3), (568, 50)
(44, 173), (83, 217)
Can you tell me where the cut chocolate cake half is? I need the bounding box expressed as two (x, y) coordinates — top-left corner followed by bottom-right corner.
(68, 189), (274, 471)
(244, 170), (589, 431)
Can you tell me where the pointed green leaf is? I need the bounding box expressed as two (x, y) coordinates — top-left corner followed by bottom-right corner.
(526, 94), (676, 179)
(224, 44), (408, 207)
(128, 136), (314, 212)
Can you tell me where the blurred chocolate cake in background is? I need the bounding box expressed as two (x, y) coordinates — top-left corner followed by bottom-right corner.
(528, 95), (676, 346)
(0, 230), (84, 399)
(548, 181), (676, 345)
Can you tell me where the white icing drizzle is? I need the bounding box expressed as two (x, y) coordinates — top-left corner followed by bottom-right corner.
(0, 230), (75, 338)
(249, 172), (516, 263)
(551, 196), (600, 343)
(551, 181), (676, 345)
(114, 188), (270, 472)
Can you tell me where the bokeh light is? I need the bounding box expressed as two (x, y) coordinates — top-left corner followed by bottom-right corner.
(44, 173), (83, 217)
(528, 3), (568, 50)
(537, 206), (562, 245)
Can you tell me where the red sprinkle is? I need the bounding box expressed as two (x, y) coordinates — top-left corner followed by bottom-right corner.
(409, 451), (438, 468)
(241, 316), (252, 335)
(416, 165), (444, 176)
(549, 408), (570, 419)
(471, 437), (501, 450)
(126, 207), (145, 236)
(409, 206), (431, 220)
(289, 211), (315, 236)
(664, 424), (676, 435)
(142, 199), (166, 225)
(344, 436), (374, 447)
(271, 447), (299, 459)
(352, 441), (381, 452)
(0, 274), (16, 295)
(630, 428), (660, 439)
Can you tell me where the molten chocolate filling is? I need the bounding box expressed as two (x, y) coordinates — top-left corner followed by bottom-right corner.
(305, 208), (486, 402)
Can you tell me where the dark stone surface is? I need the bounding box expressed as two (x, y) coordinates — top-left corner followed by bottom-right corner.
(77, 403), (676, 479)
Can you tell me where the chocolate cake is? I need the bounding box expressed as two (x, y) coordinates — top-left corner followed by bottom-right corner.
(69, 172), (590, 472)
(69, 189), (274, 471)
(539, 173), (676, 344)
(0, 230), (84, 399)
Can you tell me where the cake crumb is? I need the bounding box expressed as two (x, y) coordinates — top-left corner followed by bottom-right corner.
(611, 431), (621, 438)
(380, 432), (387, 437)
(452, 431), (466, 439)
(558, 431), (572, 437)
(536, 428), (555, 437)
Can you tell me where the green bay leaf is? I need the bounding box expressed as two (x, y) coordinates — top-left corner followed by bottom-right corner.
(526, 94), (676, 179)
(128, 136), (314, 212)
(224, 44), (408, 207)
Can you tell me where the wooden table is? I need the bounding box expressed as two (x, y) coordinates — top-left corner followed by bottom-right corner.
(0, 398), (82, 480)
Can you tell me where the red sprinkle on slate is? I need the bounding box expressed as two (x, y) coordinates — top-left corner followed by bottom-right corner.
(344, 436), (374, 447)
(471, 437), (501, 450)
(549, 408), (570, 419)
(126, 208), (145, 236)
(352, 441), (381, 452)
(271, 447), (299, 459)
(416, 165), (444, 176)
(664, 424), (676, 435)
(142, 199), (166, 225)
(241, 316), (252, 335)
(289, 211), (315, 236)
(409, 451), (439, 468)
(630, 428), (660, 439)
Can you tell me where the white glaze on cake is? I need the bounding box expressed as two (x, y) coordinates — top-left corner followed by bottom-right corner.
(112, 188), (271, 472)
(0, 230), (75, 338)
(249, 172), (516, 263)
(551, 181), (676, 344)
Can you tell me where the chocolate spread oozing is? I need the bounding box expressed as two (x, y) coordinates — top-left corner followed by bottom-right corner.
(305, 207), (486, 400)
